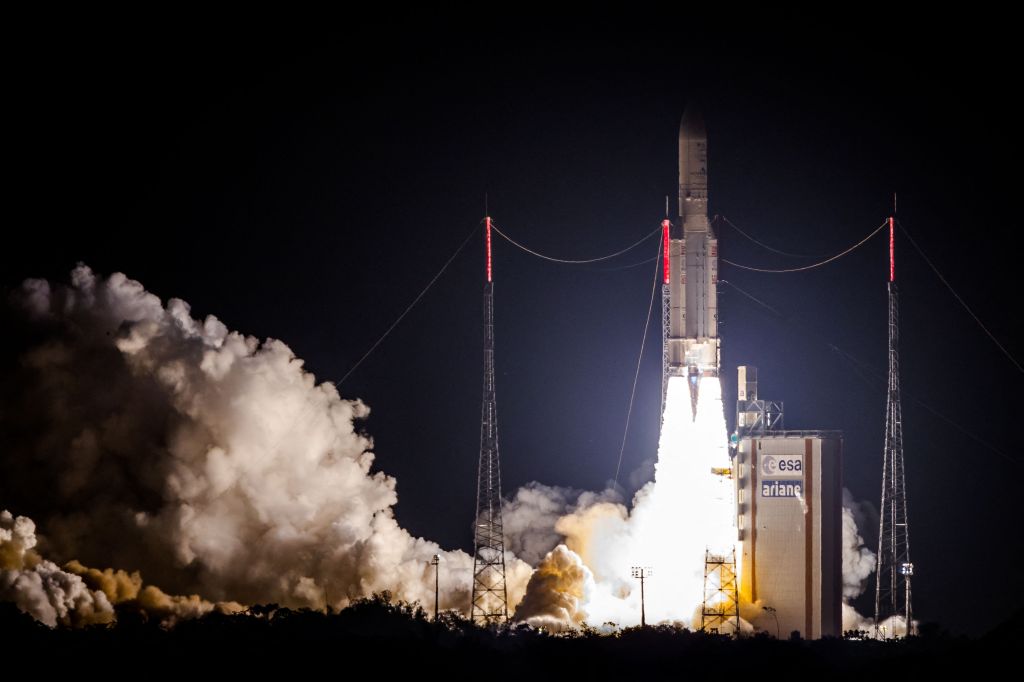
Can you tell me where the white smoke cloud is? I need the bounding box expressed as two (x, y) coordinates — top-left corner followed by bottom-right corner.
(1, 508), (248, 627)
(839, 488), (882, 635)
(502, 482), (622, 567)
(0, 510), (114, 627)
(841, 488), (876, 600)
(513, 544), (595, 631)
(0, 266), (531, 624)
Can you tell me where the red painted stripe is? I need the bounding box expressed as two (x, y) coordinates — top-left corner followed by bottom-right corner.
(662, 220), (671, 284)
(486, 217), (493, 282)
(889, 217), (895, 282)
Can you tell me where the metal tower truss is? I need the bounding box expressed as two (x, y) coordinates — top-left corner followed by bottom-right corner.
(738, 399), (784, 436)
(471, 219), (509, 625)
(874, 217), (913, 637)
(701, 548), (740, 635)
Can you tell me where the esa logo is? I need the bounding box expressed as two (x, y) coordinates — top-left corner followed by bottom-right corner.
(761, 455), (803, 477)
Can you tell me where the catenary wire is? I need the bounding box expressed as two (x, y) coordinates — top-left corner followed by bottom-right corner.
(722, 278), (1021, 468)
(715, 215), (827, 259)
(492, 222), (661, 264)
(721, 220), (887, 273)
(338, 224), (479, 386)
(897, 220), (1023, 375)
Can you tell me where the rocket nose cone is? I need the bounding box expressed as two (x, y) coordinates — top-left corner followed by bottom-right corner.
(680, 106), (706, 139)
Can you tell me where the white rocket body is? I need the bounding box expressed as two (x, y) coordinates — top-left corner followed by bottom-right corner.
(666, 107), (720, 404)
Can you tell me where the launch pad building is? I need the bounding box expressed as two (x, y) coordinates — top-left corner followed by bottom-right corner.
(733, 367), (843, 639)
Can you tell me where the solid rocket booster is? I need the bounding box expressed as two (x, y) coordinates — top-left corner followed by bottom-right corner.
(665, 106), (720, 406)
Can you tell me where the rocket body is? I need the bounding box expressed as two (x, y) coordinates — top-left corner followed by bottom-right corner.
(665, 107), (720, 406)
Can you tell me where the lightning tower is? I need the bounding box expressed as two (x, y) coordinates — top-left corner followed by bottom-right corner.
(470, 216), (509, 624)
(874, 216), (914, 637)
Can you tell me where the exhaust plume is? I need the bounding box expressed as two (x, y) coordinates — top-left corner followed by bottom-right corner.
(512, 375), (738, 630)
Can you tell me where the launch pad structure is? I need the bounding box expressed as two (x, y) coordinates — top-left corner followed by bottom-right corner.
(463, 106), (862, 637)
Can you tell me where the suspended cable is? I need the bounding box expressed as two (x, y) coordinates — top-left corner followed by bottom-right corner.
(721, 220), (888, 273)
(337, 224), (479, 386)
(828, 342), (1020, 468)
(722, 278), (1022, 468)
(586, 256), (659, 273)
(715, 215), (826, 259)
(613, 238), (663, 488)
(720, 279), (785, 318)
(491, 222), (661, 264)
(897, 220), (1024, 375)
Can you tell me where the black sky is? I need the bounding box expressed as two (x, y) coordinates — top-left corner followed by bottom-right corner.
(5, 16), (1021, 634)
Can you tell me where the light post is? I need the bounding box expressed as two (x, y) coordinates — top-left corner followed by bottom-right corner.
(900, 562), (914, 637)
(631, 566), (653, 627)
(430, 554), (440, 621)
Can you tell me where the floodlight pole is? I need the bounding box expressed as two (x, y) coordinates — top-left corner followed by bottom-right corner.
(430, 554), (440, 621)
(631, 566), (653, 627)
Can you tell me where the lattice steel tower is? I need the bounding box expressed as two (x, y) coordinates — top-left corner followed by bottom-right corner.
(470, 216), (509, 624)
(874, 216), (914, 637)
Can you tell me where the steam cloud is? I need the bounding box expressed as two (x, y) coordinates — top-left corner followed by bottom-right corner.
(1, 509), (245, 626)
(0, 266), (531, 624)
(513, 544), (595, 630)
(841, 488), (877, 601)
(1, 510), (113, 627)
(502, 482), (622, 567)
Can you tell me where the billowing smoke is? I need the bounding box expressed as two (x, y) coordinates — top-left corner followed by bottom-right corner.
(0, 266), (532, 625)
(513, 544), (595, 631)
(841, 488), (876, 600)
(1, 508), (246, 627)
(840, 488), (878, 633)
(502, 483), (622, 566)
(1, 510), (113, 627)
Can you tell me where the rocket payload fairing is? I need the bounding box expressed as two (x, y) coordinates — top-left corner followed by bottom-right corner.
(663, 107), (720, 410)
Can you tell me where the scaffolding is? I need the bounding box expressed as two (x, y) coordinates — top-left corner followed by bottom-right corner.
(701, 547), (740, 635)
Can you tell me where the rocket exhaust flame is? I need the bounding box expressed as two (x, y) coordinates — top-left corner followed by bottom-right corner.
(516, 375), (737, 629)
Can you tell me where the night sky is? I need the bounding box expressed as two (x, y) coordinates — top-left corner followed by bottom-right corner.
(6, 17), (1020, 634)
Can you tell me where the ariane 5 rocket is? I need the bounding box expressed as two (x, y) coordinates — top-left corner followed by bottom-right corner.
(663, 106), (720, 413)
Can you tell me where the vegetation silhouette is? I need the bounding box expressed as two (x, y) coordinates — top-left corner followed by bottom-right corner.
(1, 598), (1015, 678)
